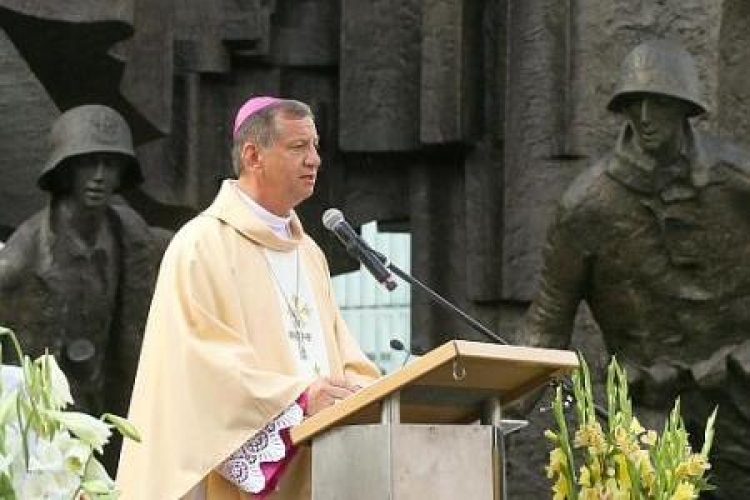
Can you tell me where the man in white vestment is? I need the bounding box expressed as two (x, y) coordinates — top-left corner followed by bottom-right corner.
(116, 97), (381, 499)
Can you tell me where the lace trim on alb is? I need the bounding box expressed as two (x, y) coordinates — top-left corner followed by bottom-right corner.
(217, 402), (304, 493)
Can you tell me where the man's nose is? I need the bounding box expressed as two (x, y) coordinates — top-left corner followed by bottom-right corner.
(305, 146), (321, 169)
(640, 98), (651, 124)
(92, 162), (106, 180)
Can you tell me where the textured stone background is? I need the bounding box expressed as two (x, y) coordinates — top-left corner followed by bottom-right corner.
(1, 0), (749, 496)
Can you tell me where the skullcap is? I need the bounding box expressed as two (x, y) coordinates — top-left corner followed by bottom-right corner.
(233, 96), (281, 137)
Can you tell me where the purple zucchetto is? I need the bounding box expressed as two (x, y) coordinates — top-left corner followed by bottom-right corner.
(232, 96), (281, 137)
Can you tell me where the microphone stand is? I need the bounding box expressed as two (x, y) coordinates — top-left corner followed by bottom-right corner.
(368, 247), (608, 420)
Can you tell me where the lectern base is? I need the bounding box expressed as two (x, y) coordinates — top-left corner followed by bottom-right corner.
(312, 424), (495, 499)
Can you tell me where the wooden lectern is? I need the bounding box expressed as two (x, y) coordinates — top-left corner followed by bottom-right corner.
(291, 340), (578, 499)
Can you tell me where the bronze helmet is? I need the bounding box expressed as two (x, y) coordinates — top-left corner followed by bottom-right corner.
(38, 105), (143, 192)
(607, 39), (708, 117)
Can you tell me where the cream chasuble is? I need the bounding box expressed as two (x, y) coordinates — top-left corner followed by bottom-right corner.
(116, 180), (380, 500)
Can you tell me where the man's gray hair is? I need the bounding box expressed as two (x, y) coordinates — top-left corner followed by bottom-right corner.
(231, 99), (314, 176)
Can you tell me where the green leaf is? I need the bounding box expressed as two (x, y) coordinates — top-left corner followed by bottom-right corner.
(552, 385), (579, 500)
(701, 406), (718, 459)
(0, 327), (23, 365)
(0, 472), (16, 500)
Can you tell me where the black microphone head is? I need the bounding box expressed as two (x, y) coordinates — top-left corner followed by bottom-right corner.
(322, 208), (344, 230)
(389, 338), (405, 351)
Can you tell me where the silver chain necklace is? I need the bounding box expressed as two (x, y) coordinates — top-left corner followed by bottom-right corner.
(264, 249), (312, 360)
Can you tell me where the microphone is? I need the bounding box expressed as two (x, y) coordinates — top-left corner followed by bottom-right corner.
(322, 209), (398, 291)
(389, 338), (412, 368)
(389, 338), (406, 351)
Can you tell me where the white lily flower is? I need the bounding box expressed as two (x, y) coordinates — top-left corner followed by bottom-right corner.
(0, 365), (23, 393)
(84, 456), (114, 485)
(38, 354), (74, 409)
(0, 389), (19, 426)
(52, 468), (83, 498)
(3, 423), (23, 457)
(45, 410), (112, 453)
(13, 470), (58, 499)
(54, 431), (92, 474)
(27, 435), (65, 472)
(0, 329), (137, 498)
(0, 451), (13, 475)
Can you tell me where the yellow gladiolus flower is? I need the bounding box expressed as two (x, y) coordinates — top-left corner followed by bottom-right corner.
(671, 482), (697, 500)
(588, 459), (603, 483)
(685, 454), (709, 476)
(544, 355), (716, 499)
(574, 421), (608, 454)
(580, 486), (601, 500)
(578, 464), (592, 487)
(629, 417), (645, 435)
(614, 454), (632, 490)
(553, 476), (570, 500)
(637, 451), (656, 491)
(613, 426), (640, 458)
(547, 447), (567, 478)
(676, 454), (709, 479)
(604, 477), (630, 500)
(640, 429), (657, 446)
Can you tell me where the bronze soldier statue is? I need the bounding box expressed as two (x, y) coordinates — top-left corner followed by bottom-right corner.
(0, 104), (168, 472)
(519, 40), (750, 499)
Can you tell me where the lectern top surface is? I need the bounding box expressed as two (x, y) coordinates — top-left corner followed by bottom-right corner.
(291, 340), (578, 445)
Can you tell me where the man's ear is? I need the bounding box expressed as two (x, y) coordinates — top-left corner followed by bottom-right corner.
(241, 142), (262, 172)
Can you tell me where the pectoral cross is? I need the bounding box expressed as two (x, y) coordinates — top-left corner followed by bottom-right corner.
(288, 295), (312, 359)
(289, 328), (312, 360)
(290, 295), (310, 326)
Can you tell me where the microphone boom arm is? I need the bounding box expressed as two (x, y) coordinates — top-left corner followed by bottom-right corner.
(370, 249), (509, 346)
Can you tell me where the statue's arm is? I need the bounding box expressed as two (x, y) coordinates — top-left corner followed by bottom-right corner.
(0, 233), (34, 332)
(517, 211), (589, 350)
(0, 237), (29, 292)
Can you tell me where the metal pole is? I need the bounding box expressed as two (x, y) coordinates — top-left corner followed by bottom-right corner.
(380, 392), (401, 425)
(482, 397), (506, 500)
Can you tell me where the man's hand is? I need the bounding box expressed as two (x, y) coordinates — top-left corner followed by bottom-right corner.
(306, 377), (359, 416)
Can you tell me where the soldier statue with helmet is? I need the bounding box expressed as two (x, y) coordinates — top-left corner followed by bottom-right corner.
(0, 104), (169, 473)
(519, 39), (750, 498)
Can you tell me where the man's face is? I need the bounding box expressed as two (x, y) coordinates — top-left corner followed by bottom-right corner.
(67, 152), (125, 208)
(621, 94), (691, 155)
(252, 114), (321, 214)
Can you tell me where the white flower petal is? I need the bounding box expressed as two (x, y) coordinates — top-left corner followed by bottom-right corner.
(40, 355), (74, 409)
(46, 411), (112, 453)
